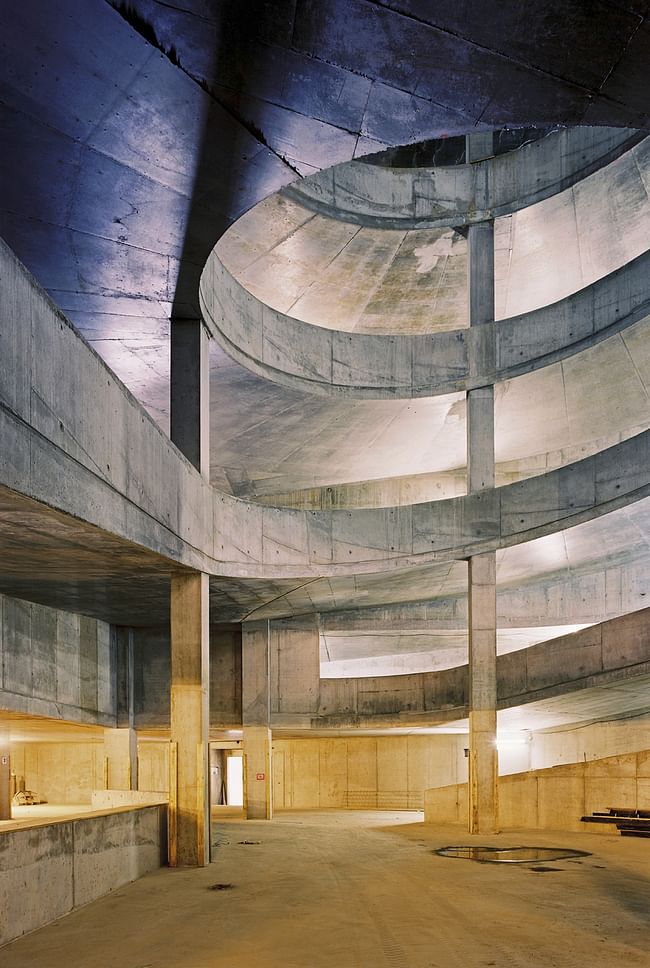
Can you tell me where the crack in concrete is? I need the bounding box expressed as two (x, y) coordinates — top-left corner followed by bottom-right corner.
(110, 1), (181, 65)
(595, 11), (646, 95)
(148, 0), (215, 22)
(105, 0), (302, 176)
(215, 77), (366, 140)
(30, 388), (109, 483)
(243, 577), (324, 621)
(364, 0), (628, 96)
(286, 224), (363, 318)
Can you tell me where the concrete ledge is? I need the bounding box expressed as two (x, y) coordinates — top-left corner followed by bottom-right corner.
(5, 407), (650, 580)
(201, 240), (650, 400)
(296, 609), (650, 727)
(284, 127), (642, 229)
(91, 789), (168, 809)
(0, 804), (167, 947)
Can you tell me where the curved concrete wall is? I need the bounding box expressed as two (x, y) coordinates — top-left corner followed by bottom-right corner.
(201, 245), (650, 399)
(3, 238), (650, 583)
(284, 127), (643, 229)
(297, 608), (650, 728)
(424, 750), (650, 831)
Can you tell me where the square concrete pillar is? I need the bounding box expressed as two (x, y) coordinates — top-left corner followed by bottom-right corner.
(170, 318), (210, 476)
(242, 620), (272, 819)
(468, 552), (498, 834)
(243, 726), (272, 820)
(467, 220), (494, 329)
(466, 218), (495, 492)
(0, 727), (10, 820)
(170, 572), (210, 866)
(467, 385), (495, 492)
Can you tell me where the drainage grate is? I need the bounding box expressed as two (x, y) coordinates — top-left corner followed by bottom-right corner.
(436, 846), (591, 864)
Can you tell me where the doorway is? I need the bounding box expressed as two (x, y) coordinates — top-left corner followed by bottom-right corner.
(226, 753), (243, 807)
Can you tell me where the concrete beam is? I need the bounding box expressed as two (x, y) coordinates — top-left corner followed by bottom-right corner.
(170, 573), (209, 867)
(298, 608), (650, 730)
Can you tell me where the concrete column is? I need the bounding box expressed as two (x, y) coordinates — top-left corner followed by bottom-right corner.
(103, 727), (137, 790)
(466, 206), (498, 834)
(106, 628), (138, 790)
(467, 384), (495, 492)
(170, 573), (210, 866)
(170, 318), (210, 476)
(466, 219), (495, 490)
(465, 130), (493, 163)
(242, 620), (272, 820)
(468, 552), (498, 833)
(0, 727), (10, 820)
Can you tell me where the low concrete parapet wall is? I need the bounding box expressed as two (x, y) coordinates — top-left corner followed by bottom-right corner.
(0, 804), (167, 947)
(424, 750), (650, 833)
(423, 781), (468, 826)
(90, 789), (168, 809)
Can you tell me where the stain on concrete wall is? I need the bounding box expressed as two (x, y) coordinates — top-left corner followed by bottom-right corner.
(0, 594), (115, 723)
(131, 624), (242, 729)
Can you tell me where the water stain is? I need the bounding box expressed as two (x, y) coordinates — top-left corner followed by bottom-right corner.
(436, 845), (591, 864)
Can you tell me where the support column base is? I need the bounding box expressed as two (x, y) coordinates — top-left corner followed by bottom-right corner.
(468, 709), (499, 835)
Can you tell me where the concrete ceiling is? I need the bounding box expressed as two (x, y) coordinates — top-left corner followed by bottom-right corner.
(2, 0), (650, 704)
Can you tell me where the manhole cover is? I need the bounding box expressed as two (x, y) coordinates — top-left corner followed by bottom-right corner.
(436, 846), (591, 864)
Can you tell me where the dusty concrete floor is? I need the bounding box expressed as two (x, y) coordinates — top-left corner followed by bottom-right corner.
(3, 810), (650, 967)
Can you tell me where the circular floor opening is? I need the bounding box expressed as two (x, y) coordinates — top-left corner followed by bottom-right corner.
(436, 846), (591, 864)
